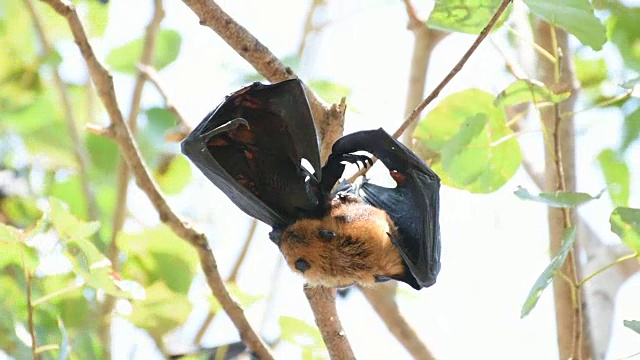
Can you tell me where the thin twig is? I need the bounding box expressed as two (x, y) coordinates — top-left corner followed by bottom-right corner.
(303, 287), (355, 360)
(297, 0), (326, 59)
(227, 219), (259, 283)
(38, 1), (274, 358)
(23, 0), (98, 223)
(23, 253), (38, 360)
(400, 0), (446, 145)
(194, 219), (259, 344)
(347, 0), (511, 182)
(137, 64), (190, 130)
(392, 0), (512, 138)
(577, 252), (639, 288)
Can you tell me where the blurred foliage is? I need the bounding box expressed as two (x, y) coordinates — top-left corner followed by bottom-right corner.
(0, 0), (639, 359)
(428, 0), (511, 34)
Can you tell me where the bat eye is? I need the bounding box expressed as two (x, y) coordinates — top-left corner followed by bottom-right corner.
(319, 229), (336, 240)
(294, 259), (311, 273)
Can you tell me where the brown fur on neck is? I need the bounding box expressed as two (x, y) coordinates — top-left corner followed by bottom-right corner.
(279, 197), (405, 287)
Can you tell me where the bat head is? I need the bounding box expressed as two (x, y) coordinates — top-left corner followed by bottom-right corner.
(278, 201), (405, 288)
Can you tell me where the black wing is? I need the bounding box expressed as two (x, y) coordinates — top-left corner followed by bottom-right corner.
(329, 129), (441, 289)
(181, 79), (323, 229)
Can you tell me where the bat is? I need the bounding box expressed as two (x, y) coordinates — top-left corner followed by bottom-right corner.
(181, 79), (441, 290)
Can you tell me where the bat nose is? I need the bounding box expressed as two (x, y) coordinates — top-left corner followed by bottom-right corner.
(295, 259), (310, 273)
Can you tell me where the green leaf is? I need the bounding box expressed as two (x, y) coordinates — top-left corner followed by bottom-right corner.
(239, 55), (300, 84)
(41, 275), (88, 328)
(279, 316), (324, 351)
(574, 56), (607, 88)
(66, 236), (108, 267)
(624, 320), (640, 335)
(607, 5), (640, 71)
(49, 197), (100, 240)
(0, 196), (43, 228)
(154, 155), (192, 195)
(610, 207), (640, 252)
(86, 132), (119, 177)
(41, 49), (63, 67)
(622, 76), (640, 90)
(118, 225), (198, 294)
(495, 79), (570, 107)
(524, 0), (606, 51)
(521, 226), (577, 318)
(0, 236), (38, 270)
(597, 149), (629, 207)
(127, 282), (192, 341)
(427, 0), (510, 34)
(49, 175), (88, 219)
(308, 80), (351, 105)
(514, 186), (604, 208)
(138, 107), (178, 168)
(414, 89), (522, 193)
(106, 29), (181, 74)
(441, 113), (487, 169)
(622, 107), (640, 152)
(81, 0), (111, 36)
(67, 257), (127, 297)
(0, 223), (22, 242)
(227, 283), (263, 308)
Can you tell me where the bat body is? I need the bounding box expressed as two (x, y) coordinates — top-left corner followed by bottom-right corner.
(280, 194), (405, 288)
(181, 79), (441, 290)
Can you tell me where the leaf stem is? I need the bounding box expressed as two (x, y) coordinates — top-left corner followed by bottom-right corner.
(577, 252), (639, 288)
(32, 281), (84, 307)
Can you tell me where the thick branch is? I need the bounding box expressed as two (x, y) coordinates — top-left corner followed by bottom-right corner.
(307, 94), (351, 359)
(154, 1), (350, 356)
(38, 1), (273, 358)
(304, 287), (355, 360)
(104, 0), (165, 356)
(180, 0), (333, 130)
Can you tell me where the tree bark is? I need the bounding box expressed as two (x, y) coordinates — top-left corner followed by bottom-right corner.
(534, 20), (592, 360)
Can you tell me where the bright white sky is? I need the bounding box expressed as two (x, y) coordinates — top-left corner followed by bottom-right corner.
(53, 0), (640, 359)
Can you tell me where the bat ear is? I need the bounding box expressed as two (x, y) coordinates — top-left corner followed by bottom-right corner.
(268, 229), (283, 246)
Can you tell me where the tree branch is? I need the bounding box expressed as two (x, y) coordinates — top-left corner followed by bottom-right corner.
(25, 269), (38, 360)
(354, 3), (441, 359)
(179, 0), (338, 133)
(137, 64), (190, 136)
(534, 20), (591, 359)
(303, 287), (355, 360)
(400, 0), (446, 145)
(361, 283), (435, 360)
(23, 0), (98, 223)
(38, 1), (274, 358)
(392, 0), (512, 138)
(297, 0), (326, 59)
(103, 0), (166, 356)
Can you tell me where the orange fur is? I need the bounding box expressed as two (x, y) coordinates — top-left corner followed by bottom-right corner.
(278, 199), (405, 288)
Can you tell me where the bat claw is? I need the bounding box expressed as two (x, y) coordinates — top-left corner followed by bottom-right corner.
(200, 118), (249, 139)
(339, 154), (373, 170)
